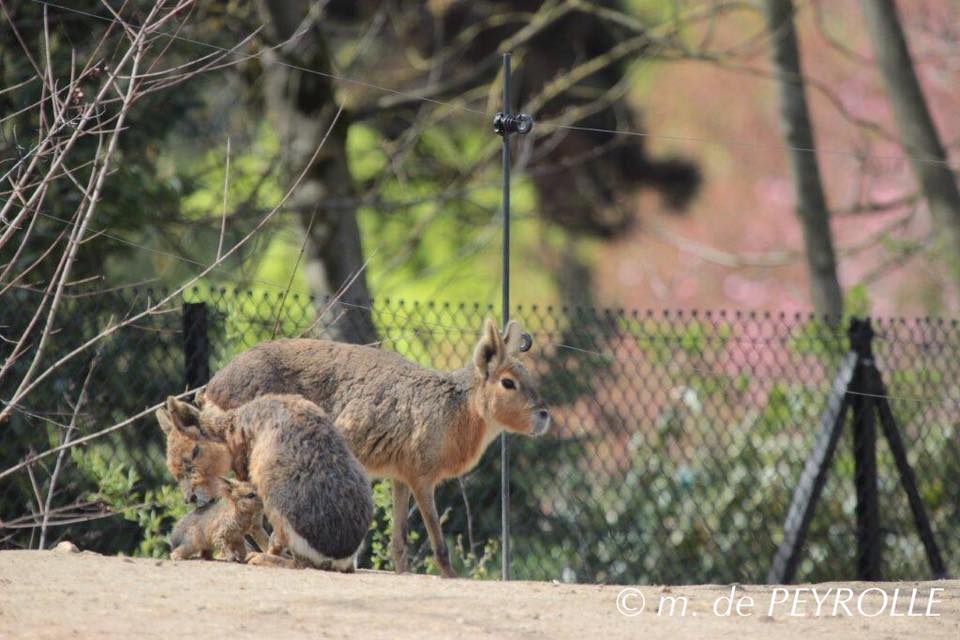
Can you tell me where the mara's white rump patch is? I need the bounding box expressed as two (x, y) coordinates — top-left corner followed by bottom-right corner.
(276, 514), (358, 572)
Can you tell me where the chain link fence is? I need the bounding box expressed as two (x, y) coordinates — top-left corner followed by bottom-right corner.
(2, 287), (958, 584)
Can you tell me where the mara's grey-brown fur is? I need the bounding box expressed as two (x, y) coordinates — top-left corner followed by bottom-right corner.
(164, 394), (373, 570)
(169, 478), (263, 562)
(191, 318), (550, 577)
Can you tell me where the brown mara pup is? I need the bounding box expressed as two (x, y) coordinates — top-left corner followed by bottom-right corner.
(164, 318), (550, 578)
(169, 478), (263, 562)
(160, 393), (374, 571)
(156, 406), (271, 553)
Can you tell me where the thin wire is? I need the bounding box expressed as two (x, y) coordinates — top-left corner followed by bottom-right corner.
(12, 274), (951, 408)
(31, 210), (291, 291)
(266, 294), (960, 408)
(538, 122), (956, 168)
(548, 342), (960, 406)
(5, 291), (957, 449)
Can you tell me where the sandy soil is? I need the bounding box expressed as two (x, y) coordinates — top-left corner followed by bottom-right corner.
(0, 550), (956, 640)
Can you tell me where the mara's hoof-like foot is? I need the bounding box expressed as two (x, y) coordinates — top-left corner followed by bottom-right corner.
(245, 551), (297, 569)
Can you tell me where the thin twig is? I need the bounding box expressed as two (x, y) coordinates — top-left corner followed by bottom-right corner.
(271, 206), (317, 339)
(458, 475), (477, 558)
(0, 105), (345, 438)
(217, 136), (230, 260)
(39, 344), (103, 549)
(0, 385), (204, 483)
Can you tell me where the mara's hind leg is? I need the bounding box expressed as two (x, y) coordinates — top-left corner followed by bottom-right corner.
(170, 546), (193, 561)
(170, 529), (205, 560)
(250, 515), (270, 552)
(286, 551), (356, 573)
(267, 522), (289, 556)
(245, 552), (299, 569)
(246, 551), (354, 572)
(410, 479), (454, 578)
(391, 481), (411, 573)
(247, 517), (297, 568)
(170, 544), (210, 561)
(219, 534), (248, 563)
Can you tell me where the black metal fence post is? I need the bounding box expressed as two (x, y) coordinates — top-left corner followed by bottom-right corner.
(500, 52), (512, 583)
(182, 302), (209, 392)
(867, 356), (947, 579)
(493, 52), (533, 581)
(770, 316), (948, 584)
(767, 350), (856, 584)
(848, 318), (881, 580)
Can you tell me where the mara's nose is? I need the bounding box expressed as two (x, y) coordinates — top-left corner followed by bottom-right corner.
(187, 493), (198, 504)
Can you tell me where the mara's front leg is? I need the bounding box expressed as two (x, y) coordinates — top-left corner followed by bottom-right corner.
(218, 533), (248, 563)
(249, 515), (270, 552)
(390, 481), (411, 573)
(410, 479), (454, 578)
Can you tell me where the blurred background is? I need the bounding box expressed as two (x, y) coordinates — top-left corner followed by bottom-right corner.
(5, 0), (960, 318)
(2, 0), (959, 584)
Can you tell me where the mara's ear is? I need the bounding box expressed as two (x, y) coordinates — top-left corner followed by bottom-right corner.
(502, 320), (523, 355)
(155, 407), (175, 435)
(219, 475), (237, 488)
(165, 396), (207, 440)
(473, 318), (505, 378)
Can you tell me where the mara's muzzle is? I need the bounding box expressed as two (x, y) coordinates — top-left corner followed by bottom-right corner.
(182, 479), (214, 507)
(531, 408), (551, 436)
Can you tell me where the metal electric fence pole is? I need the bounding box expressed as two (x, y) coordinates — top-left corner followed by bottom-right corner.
(493, 51), (533, 581)
(182, 302), (210, 391)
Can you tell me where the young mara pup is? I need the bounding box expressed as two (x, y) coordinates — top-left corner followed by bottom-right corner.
(171, 318), (550, 577)
(162, 393), (373, 572)
(169, 477), (263, 562)
(156, 403), (271, 553)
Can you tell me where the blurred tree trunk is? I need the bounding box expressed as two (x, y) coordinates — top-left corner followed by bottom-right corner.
(764, 0), (843, 319)
(258, 0), (376, 343)
(860, 0), (960, 287)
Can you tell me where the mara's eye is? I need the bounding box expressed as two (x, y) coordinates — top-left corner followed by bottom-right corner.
(191, 444), (200, 460)
(501, 378), (516, 390)
(246, 493), (257, 499)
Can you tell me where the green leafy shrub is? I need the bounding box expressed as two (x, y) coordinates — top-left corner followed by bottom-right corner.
(71, 447), (188, 558)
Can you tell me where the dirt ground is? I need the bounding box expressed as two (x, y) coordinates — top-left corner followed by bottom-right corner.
(0, 550), (956, 640)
